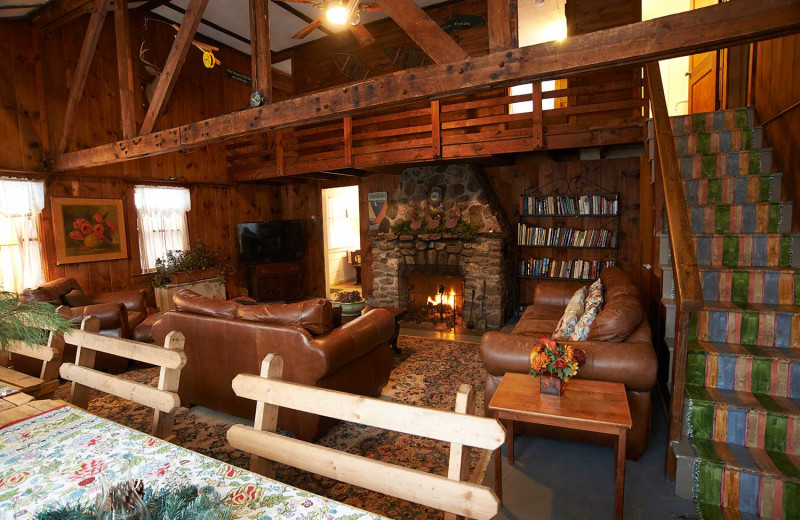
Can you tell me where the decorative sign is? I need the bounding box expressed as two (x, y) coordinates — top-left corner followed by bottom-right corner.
(440, 13), (485, 33)
(368, 192), (388, 231)
(225, 68), (252, 87)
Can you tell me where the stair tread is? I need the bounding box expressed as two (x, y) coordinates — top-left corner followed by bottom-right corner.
(686, 385), (800, 417)
(679, 148), (774, 158)
(673, 436), (800, 483)
(694, 504), (760, 520)
(660, 263), (800, 275)
(662, 299), (800, 314)
(686, 201), (792, 208)
(689, 339), (800, 362)
(657, 232), (800, 238)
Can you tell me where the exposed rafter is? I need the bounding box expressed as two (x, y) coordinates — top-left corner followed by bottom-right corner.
(53, 0), (800, 172)
(139, 0), (209, 135)
(374, 0), (468, 64)
(488, 0), (518, 53)
(114, 0), (137, 140)
(250, 0), (272, 102)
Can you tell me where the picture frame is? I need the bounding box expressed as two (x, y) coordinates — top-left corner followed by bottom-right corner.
(51, 197), (129, 265)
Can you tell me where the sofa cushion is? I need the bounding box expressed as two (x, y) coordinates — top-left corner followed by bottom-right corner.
(601, 267), (640, 300)
(587, 292), (643, 342)
(552, 286), (587, 340)
(174, 289), (238, 318)
(568, 279), (604, 341)
(62, 288), (92, 307)
(18, 278), (82, 306)
(236, 298), (334, 336)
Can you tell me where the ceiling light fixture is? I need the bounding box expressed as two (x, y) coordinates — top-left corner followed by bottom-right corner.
(534, 0), (546, 6)
(325, 0), (350, 25)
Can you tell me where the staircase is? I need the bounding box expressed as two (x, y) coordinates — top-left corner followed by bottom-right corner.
(658, 107), (800, 519)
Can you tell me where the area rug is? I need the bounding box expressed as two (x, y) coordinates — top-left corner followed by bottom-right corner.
(53, 335), (489, 519)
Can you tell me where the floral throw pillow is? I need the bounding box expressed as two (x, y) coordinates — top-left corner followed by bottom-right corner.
(569, 278), (604, 341)
(552, 286), (588, 340)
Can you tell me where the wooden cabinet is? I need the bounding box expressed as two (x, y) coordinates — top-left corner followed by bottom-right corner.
(246, 262), (303, 302)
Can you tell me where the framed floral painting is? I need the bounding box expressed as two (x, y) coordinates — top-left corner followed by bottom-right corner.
(51, 197), (128, 264)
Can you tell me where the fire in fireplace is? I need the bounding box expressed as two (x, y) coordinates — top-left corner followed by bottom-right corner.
(402, 265), (464, 330)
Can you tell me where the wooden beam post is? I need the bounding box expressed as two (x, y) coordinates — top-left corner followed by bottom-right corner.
(444, 383), (476, 520)
(488, 0), (518, 53)
(152, 331), (185, 441)
(249, 0), (272, 103)
(52, 0), (800, 171)
(114, 0), (137, 140)
(431, 100), (441, 158)
(55, 0), (110, 154)
(139, 0), (209, 135)
(250, 353), (284, 477)
(531, 82), (543, 149)
(375, 0), (469, 64)
(343, 116), (353, 167)
(69, 315), (101, 410)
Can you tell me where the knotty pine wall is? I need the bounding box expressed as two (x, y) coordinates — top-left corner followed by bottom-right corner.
(752, 35), (800, 230)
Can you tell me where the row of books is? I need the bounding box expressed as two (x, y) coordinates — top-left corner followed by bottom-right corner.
(518, 258), (616, 280)
(517, 224), (618, 248)
(519, 194), (619, 216)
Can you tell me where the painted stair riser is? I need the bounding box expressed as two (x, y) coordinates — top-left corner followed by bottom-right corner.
(658, 234), (800, 268)
(688, 350), (799, 398)
(689, 203), (791, 235)
(676, 128), (763, 155)
(681, 150), (772, 179)
(662, 267), (800, 305)
(672, 108), (754, 136)
(664, 305), (800, 347)
(684, 175), (782, 205)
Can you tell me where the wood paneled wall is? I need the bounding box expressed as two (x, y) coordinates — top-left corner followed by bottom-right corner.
(752, 35), (800, 229)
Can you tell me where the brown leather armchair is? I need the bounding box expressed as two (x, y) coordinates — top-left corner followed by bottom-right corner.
(19, 278), (147, 372)
(480, 267), (657, 460)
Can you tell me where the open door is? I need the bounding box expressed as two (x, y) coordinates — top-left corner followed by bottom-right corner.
(688, 0), (719, 113)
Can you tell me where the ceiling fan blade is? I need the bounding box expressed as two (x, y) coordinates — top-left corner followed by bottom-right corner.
(278, 0), (321, 4)
(358, 2), (382, 12)
(349, 22), (375, 47)
(292, 16), (325, 39)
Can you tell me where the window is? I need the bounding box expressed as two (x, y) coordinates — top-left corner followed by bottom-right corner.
(0, 179), (45, 293)
(134, 186), (191, 271)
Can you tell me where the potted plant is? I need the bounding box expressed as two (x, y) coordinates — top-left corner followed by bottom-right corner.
(333, 290), (366, 317)
(528, 336), (587, 396)
(151, 242), (234, 289)
(0, 292), (71, 355)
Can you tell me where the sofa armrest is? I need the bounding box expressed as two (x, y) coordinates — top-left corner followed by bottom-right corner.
(533, 281), (586, 307)
(89, 289), (147, 313)
(309, 309), (395, 376)
(60, 302), (129, 333)
(481, 331), (657, 392)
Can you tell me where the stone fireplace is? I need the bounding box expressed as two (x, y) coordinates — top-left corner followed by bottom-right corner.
(370, 164), (512, 330)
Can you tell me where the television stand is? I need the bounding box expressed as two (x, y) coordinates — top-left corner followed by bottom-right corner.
(246, 261), (303, 303)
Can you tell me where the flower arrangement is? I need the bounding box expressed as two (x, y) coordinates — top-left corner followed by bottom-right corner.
(333, 290), (366, 317)
(529, 336), (587, 395)
(68, 212), (118, 250)
(334, 290), (363, 303)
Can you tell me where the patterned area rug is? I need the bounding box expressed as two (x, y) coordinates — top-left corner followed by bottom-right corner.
(53, 335), (489, 519)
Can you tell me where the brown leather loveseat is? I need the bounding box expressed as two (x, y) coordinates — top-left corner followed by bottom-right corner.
(151, 289), (395, 441)
(480, 267), (656, 459)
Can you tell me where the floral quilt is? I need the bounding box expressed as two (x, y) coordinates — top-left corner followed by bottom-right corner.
(0, 406), (386, 520)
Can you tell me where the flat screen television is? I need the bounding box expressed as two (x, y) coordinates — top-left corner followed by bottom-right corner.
(237, 221), (305, 263)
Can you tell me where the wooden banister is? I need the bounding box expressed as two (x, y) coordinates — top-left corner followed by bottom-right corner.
(645, 62), (704, 478)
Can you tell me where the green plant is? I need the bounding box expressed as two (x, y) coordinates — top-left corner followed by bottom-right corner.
(335, 290), (363, 303)
(0, 292), (72, 355)
(151, 242), (235, 288)
(389, 218), (479, 237)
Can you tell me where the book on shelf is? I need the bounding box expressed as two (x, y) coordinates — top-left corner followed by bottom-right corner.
(517, 224), (618, 248)
(519, 194), (618, 216)
(517, 258), (616, 280)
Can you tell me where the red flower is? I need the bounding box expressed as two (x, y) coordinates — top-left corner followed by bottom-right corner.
(106, 220), (117, 232)
(555, 359), (567, 369)
(73, 221), (81, 229)
(80, 222), (92, 235)
(93, 213), (104, 223)
(573, 348), (587, 367)
(69, 230), (84, 241)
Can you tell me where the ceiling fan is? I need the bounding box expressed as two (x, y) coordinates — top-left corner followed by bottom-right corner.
(286, 0), (382, 47)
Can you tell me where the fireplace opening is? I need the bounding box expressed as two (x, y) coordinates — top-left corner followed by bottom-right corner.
(401, 264), (464, 330)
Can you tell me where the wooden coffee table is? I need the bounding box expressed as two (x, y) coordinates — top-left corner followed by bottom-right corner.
(488, 373), (632, 520)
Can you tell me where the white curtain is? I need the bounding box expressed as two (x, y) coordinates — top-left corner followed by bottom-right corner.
(0, 179), (45, 294)
(134, 186), (191, 271)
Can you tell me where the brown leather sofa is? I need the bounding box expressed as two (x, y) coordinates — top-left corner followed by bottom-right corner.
(151, 290), (395, 441)
(18, 278), (147, 372)
(480, 267), (657, 460)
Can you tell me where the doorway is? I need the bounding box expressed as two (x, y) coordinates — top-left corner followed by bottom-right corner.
(688, 0), (719, 113)
(321, 185), (361, 299)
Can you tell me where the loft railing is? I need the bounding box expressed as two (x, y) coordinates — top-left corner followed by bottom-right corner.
(644, 62), (704, 477)
(226, 68), (646, 181)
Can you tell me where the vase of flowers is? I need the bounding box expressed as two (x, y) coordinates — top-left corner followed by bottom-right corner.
(529, 336), (587, 396)
(333, 290), (366, 316)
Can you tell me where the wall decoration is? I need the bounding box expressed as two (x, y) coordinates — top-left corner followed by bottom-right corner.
(384, 45), (431, 70)
(368, 192), (388, 231)
(334, 53), (371, 81)
(226, 68), (252, 87)
(440, 13), (485, 33)
(51, 198), (128, 265)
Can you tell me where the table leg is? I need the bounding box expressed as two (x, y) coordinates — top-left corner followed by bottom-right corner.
(390, 321), (401, 354)
(614, 428), (627, 520)
(507, 419), (515, 465)
(493, 447), (503, 502)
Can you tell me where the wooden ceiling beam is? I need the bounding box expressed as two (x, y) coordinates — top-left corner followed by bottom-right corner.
(374, 0), (468, 64)
(250, 0), (272, 103)
(55, 0), (111, 155)
(114, 0), (137, 140)
(139, 0), (209, 135)
(53, 0), (800, 172)
(488, 0), (518, 53)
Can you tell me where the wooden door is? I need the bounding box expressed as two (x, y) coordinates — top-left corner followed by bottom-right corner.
(688, 0), (719, 112)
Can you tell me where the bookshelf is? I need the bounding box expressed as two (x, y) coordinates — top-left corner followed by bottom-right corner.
(514, 183), (620, 312)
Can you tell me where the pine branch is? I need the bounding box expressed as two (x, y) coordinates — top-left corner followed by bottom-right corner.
(0, 292), (72, 355)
